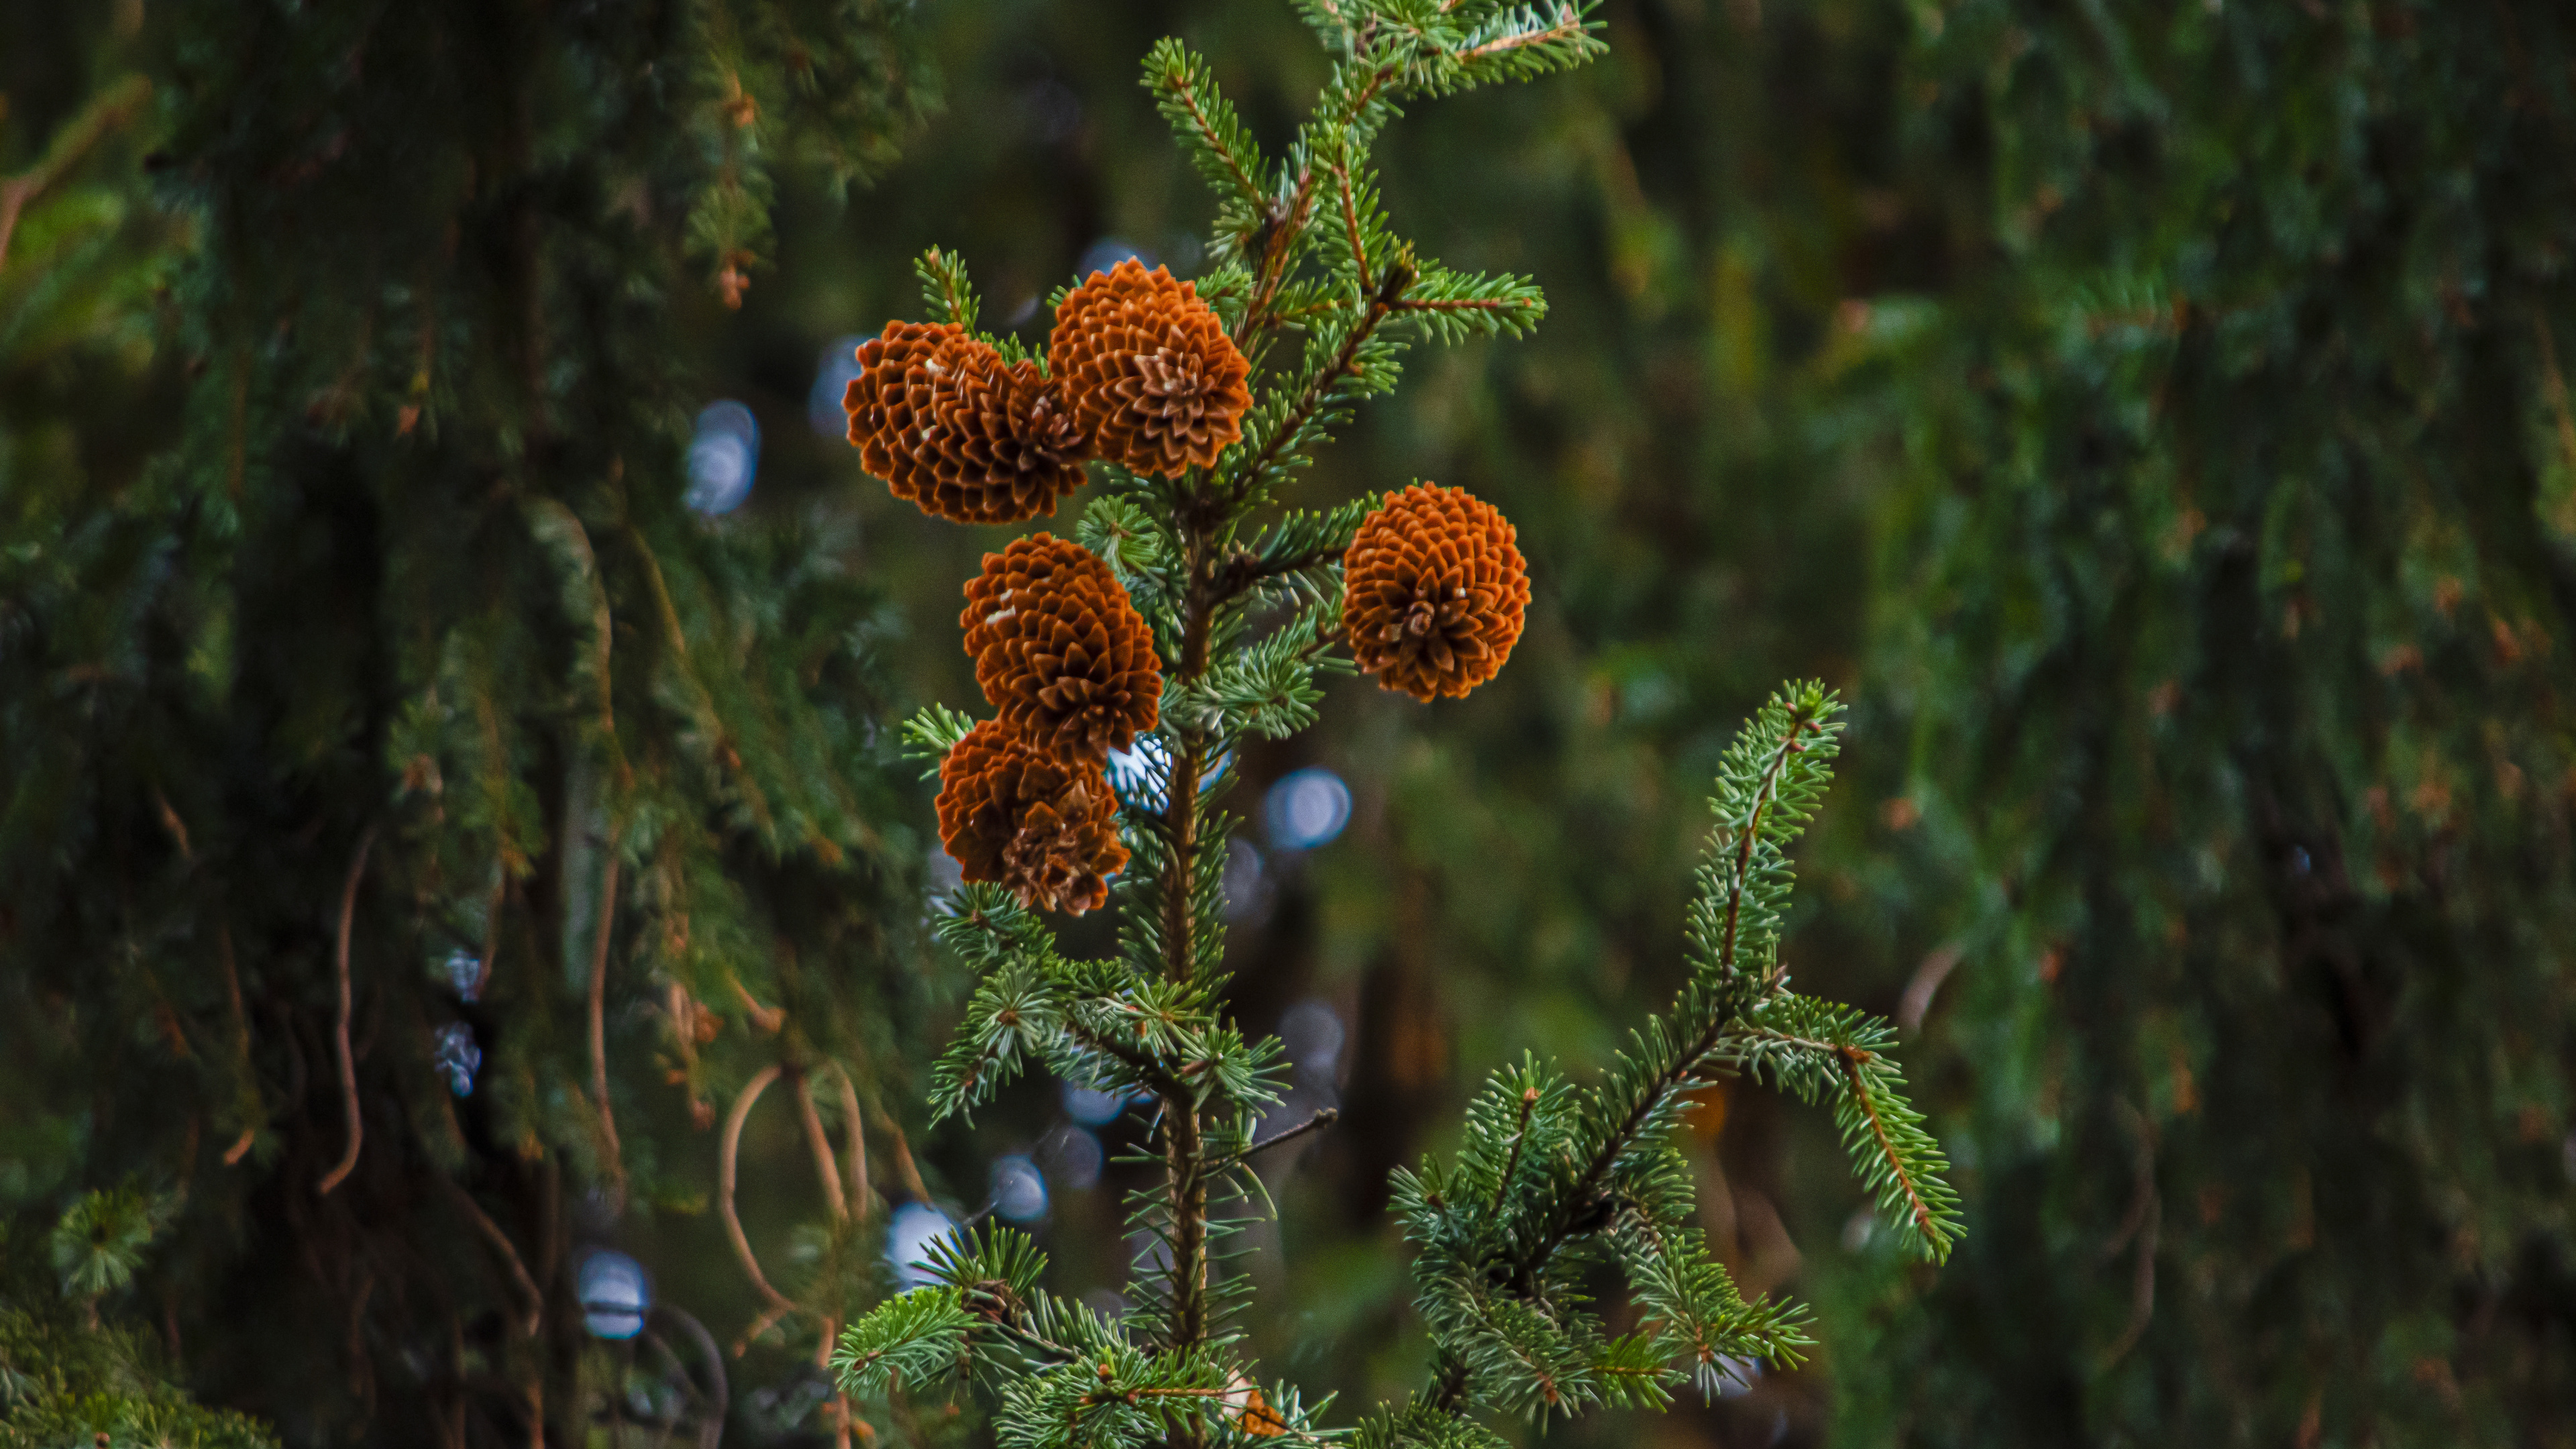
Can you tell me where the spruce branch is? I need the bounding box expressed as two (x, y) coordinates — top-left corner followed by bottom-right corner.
(1507, 691), (1839, 1277)
(1230, 1108), (1342, 1166)
(1223, 288), (1404, 508)
(901, 703), (981, 780)
(916, 245), (981, 333)
(1145, 41), (1271, 254)
(1723, 994), (1962, 1262)
(836, 13), (1954, 1448)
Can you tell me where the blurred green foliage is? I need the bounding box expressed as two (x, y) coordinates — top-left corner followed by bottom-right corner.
(756, 3), (2574, 1444)
(1827, 3), (2576, 1443)
(1, 1193), (276, 1449)
(3, 3), (943, 1446)
(5, 0), (2573, 1445)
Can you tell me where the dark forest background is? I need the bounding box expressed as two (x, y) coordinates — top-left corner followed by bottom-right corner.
(3, 1), (2572, 1446)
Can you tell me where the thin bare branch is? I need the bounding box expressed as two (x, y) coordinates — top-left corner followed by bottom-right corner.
(442, 1177), (544, 1338)
(219, 922), (260, 1165)
(828, 1063), (873, 1214)
(318, 826), (380, 1196)
(719, 1065), (796, 1313)
(588, 852), (627, 1209)
(884, 1118), (930, 1203)
(2098, 1102), (2159, 1369)
(796, 1070), (850, 1222)
(1235, 1107), (1340, 1166)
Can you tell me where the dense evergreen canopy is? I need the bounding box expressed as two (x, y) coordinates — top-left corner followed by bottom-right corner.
(3, 1), (2571, 1447)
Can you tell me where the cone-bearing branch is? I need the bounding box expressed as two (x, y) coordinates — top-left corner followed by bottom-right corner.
(835, 6), (1958, 1448)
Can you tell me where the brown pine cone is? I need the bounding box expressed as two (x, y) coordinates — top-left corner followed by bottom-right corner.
(961, 535), (1161, 761)
(934, 720), (1129, 915)
(843, 321), (1090, 524)
(1046, 259), (1251, 478)
(1342, 483), (1532, 702)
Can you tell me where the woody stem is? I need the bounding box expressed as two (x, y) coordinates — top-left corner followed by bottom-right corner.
(1155, 486), (1218, 1391)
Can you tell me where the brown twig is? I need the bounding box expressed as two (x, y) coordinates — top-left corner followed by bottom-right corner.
(1163, 1104), (1211, 1348)
(884, 1118), (930, 1203)
(795, 1070), (850, 1222)
(318, 827), (379, 1195)
(1461, 11), (1588, 62)
(2098, 1102), (2160, 1369)
(473, 868), (506, 1000)
(1895, 943), (1966, 1033)
(443, 1178), (544, 1338)
(1230, 168), (1318, 347)
(718, 1066), (796, 1313)
(219, 922), (260, 1165)
(828, 1064), (872, 1214)
(729, 977), (786, 1034)
(588, 852), (627, 1208)
(731, 1301), (796, 1360)
(1232, 1107), (1340, 1167)
(1389, 296), (1521, 314)
(814, 1317), (855, 1449)
(154, 788), (194, 863)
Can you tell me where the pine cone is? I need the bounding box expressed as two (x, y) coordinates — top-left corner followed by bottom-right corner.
(935, 720), (1129, 915)
(1342, 483), (1532, 702)
(843, 321), (1090, 524)
(1047, 259), (1252, 478)
(961, 535), (1161, 761)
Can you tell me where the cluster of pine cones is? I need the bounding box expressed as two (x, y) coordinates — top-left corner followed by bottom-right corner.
(844, 261), (1532, 914)
(845, 258), (1254, 525)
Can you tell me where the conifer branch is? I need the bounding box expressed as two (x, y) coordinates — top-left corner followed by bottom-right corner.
(833, 17), (1952, 1449)
(1499, 706), (1828, 1287)
(1333, 162), (1375, 293)
(1226, 1108), (1341, 1167)
(1838, 1046), (1941, 1252)
(1224, 291), (1398, 508)
(1146, 41), (1269, 229)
